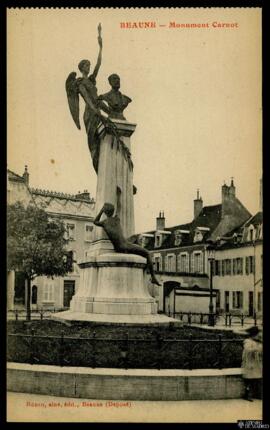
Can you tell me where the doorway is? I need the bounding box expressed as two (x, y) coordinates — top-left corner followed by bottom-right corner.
(31, 285), (38, 305)
(225, 291), (230, 312)
(248, 291), (254, 317)
(14, 272), (25, 307)
(63, 280), (75, 308)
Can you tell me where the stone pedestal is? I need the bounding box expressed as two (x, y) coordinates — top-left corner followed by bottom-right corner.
(53, 119), (175, 324)
(70, 254), (157, 315)
(93, 119), (136, 245)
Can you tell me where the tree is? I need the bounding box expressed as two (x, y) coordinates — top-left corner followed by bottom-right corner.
(7, 202), (73, 320)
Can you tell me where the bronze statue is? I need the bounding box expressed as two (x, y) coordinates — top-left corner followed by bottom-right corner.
(98, 74), (132, 120)
(65, 24), (133, 173)
(65, 24), (119, 173)
(94, 202), (161, 286)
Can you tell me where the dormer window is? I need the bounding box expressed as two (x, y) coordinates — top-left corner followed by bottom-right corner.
(194, 230), (203, 243)
(193, 226), (210, 243)
(139, 233), (154, 248)
(154, 230), (171, 248)
(247, 225), (255, 242)
(174, 230), (182, 246)
(138, 234), (147, 248)
(155, 233), (162, 248)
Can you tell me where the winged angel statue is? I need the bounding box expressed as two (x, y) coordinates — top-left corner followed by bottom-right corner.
(65, 24), (133, 173)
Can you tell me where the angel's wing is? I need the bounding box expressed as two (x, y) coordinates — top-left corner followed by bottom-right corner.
(65, 72), (80, 130)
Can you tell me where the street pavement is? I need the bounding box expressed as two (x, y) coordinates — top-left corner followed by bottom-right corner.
(7, 392), (262, 423)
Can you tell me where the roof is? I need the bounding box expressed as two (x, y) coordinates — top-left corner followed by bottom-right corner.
(190, 204), (222, 231)
(134, 204), (222, 251)
(216, 239), (262, 251)
(7, 169), (25, 183)
(31, 188), (95, 203)
(244, 211), (263, 227)
(215, 212), (263, 250)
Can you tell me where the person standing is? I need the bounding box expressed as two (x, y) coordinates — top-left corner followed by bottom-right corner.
(241, 326), (263, 401)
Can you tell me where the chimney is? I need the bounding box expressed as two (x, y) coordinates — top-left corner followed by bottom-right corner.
(228, 177), (236, 198)
(156, 211), (165, 230)
(22, 165), (29, 185)
(259, 178), (263, 211)
(222, 179), (236, 218)
(194, 189), (203, 219)
(76, 189), (90, 200)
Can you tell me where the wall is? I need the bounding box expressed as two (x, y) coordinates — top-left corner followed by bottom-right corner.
(7, 363), (245, 401)
(166, 290), (216, 314)
(156, 274), (209, 312)
(7, 271), (15, 311)
(7, 178), (32, 206)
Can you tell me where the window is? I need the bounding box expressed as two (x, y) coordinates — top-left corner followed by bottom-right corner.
(174, 231), (182, 246)
(166, 254), (176, 272)
(194, 252), (203, 274)
(249, 229), (254, 242)
(66, 223), (76, 240)
(154, 256), (162, 272)
(219, 260), (223, 276)
(214, 260), (219, 276)
(236, 258), (243, 275)
(245, 256), (250, 275)
(190, 253), (194, 273)
(250, 256), (255, 274)
(85, 224), (93, 241)
(233, 259), (237, 275)
(222, 260), (226, 277)
(71, 251), (77, 271)
(155, 234), (162, 248)
(232, 291), (243, 309)
(43, 281), (54, 302)
(245, 256), (255, 275)
(225, 259), (231, 275)
(178, 253), (189, 273)
(193, 230), (203, 243)
(141, 236), (149, 248)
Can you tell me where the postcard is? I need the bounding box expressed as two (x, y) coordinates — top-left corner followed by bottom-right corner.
(7, 7), (263, 423)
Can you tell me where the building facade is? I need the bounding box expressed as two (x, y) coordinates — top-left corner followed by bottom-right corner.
(213, 212), (263, 317)
(136, 180), (262, 316)
(7, 167), (95, 310)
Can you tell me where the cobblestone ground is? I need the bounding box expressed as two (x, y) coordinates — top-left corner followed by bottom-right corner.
(7, 392), (262, 423)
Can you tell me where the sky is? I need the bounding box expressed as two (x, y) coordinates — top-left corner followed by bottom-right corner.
(7, 8), (262, 233)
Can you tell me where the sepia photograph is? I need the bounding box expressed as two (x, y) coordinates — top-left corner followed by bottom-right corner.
(6, 7), (263, 423)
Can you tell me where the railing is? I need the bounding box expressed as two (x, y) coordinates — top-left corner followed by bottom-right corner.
(171, 312), (217, 325)
(166, 311), (259, 327)
(7, 308), (67, 321)
(7, 330), (243, 370)
(223, 312), (258, 327)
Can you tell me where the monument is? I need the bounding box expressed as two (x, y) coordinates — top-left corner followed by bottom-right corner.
(55, 24), (179, 324)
